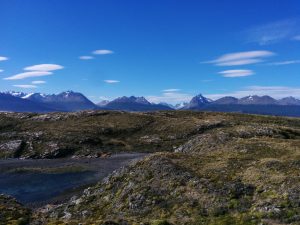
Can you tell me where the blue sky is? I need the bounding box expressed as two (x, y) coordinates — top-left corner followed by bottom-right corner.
(0, 0), (300, 103)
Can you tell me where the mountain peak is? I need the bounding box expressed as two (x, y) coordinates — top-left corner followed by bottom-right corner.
(182, 94), (211, 109)
(238, 95), (277, 105)
(97, 100), (110, 106)
(213, 96), (238, 105)
(278, 96), (300, 105)
(111, 96), (151, 105)
(3, 91), (27, 98)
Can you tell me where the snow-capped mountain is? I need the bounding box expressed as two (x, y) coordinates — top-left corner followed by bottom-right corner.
(182, 94), (212, 109)
(4, 91), (27, 98)
(0, 92), (52, 112)
(22, 93), (47, 101)
(237, 95), (277, 105)
(174, 102), (188, 109)
(2, 91), (96, 112)
(24, 91), (97, 111)
(97, 100), (110, 107)
(213, 95), (300, 106)
(103, 96), (173, 111)
(2, 91), (300, 116)
(278, 97), (300, 105)
(110, 96), (151, 105)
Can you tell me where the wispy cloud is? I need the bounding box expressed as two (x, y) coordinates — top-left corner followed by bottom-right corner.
(269, 60), (300, 65)
(93, 50), (114, 55)
(104, 80), (120, 84)
(4, 71), (52, 80)
(219, 69), (254, 77)
(293, 35), (300, 40)
(0, 56), (8, 61)
(0, 69), (3, 73)
(13, 84), (37, 89)
(245, 19), (300, 45)
(24, 64), (64, 71)
(32, 80), (46, 84)
(79, 56), (94, 60)
(206, 50), (275, 66)
(147, 92), (193, 104)
(162, 89), (181, 92)
(206, 86), (300, 99)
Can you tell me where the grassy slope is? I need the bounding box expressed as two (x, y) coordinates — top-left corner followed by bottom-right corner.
(0, 194), (31, 225)
(0, 111), (227, 158)
(25, 111), (300, 225)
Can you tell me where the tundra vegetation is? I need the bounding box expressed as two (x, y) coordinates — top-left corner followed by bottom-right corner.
(0, 111), (299, 224)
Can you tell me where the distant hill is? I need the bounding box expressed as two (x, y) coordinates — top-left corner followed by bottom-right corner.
(100, 96), (173, 111)
(213, 96), (239, 105)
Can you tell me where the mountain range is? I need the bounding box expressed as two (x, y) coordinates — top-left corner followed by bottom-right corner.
(98, 96), (173, 111)
(0, 91), (97, 112)
(1, 91), (300, 116)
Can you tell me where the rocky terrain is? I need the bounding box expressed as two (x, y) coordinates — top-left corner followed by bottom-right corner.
(0, 194), (31, 225)
(0, 110), (225, 159)
(0, 111), (299, 224)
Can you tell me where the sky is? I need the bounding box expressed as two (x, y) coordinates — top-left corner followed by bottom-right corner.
(0, 0), (300, 104)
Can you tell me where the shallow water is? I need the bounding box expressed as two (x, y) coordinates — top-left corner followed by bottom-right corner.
(0, 153), (146, 206)
(0, 171), (96, 204)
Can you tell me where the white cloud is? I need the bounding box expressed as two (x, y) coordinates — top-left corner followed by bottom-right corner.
(32, 80), (46, 84)
(147, 92), (193, 104)
(4, 71), (52, 80)
(162, 89), (181, 92)
(245, 19), (300, 45)
(0, 56), (8, 61)
(219, 69), (254, 77)
(207, 50), (275, 66)
(104, 80), (120, 84)
(293, 35), (300, 40)
(0, 69), (3, 73)
(206, 86), (300, 99)
(24, 64), (64, 71)
(79, 56), (94, 60)
(13, 84), (37, 89)
(216, 59), (263, 66)
(93, 50), (114, 55)
(269, 60), (300, 65)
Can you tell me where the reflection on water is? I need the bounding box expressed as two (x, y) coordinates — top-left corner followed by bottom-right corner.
(0, 171), (97, 204)
(0, 153), (147, 206)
